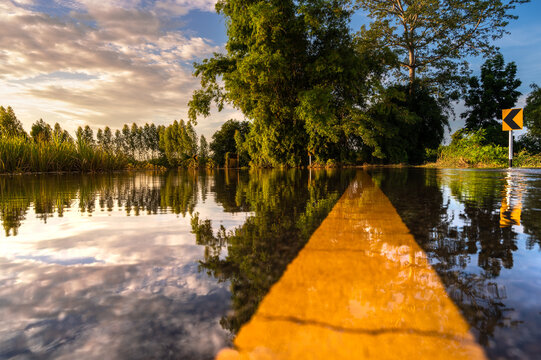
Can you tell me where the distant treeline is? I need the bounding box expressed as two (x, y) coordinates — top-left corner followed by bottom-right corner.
(0, 106), (213, 173)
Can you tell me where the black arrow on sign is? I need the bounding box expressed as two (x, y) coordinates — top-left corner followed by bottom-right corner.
(504, 109), (521, 130)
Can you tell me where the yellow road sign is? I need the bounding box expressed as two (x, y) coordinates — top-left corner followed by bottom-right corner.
(502, 108), (523, 131)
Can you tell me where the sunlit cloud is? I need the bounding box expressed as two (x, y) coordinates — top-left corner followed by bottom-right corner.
(0, 0), (239, 138)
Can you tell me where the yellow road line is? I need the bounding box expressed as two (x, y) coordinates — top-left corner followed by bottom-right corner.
(217, 172), (486, 360)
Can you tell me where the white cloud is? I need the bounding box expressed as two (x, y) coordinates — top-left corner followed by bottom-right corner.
(0, 0), (234, 138)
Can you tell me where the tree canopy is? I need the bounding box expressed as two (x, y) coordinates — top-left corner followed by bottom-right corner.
(189, 0), (385, 166)
(210, 119), (250, 167)
(30, 119), (52, 142)
(525, 84), (541, 138)
(461, 53), (521, 145)
(0, 106), (26, 138)
(357, 0), (529, 95)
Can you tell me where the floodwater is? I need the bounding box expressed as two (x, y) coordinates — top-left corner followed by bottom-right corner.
(0, 168), (540, 359)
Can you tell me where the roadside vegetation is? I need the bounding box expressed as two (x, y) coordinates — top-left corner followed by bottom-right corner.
(0, 106), (212, 174)
(430, 53), (541, 168)
(3, 0), (540, 171)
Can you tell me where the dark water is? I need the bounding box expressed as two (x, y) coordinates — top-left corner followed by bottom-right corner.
(1, 169), (541, 359)
(0, 170), (353, 360)
(371, 168), (541, 360)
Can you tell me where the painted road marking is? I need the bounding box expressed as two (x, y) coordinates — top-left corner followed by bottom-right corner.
(217, 172), (486, 360)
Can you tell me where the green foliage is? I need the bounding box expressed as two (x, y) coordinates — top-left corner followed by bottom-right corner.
(30, 119), (53, 142)
(357, 0), (529, 95)
(364, 84), (449, 164)
(0, 136), (128, 173)
(0, 106), (27, 138)
(199, 135), (209, 164)
(524, 83), (541, 145)
(190, 0), (383, 167)
(159, 120), (199, 167)
(462, 53), (522, 146)
(53, 123), (73, 144)
(190, 169), (355, 333)
(436, 129), (508, 167)
(514, 150), (541, 168)
(210, 120), (250, 167)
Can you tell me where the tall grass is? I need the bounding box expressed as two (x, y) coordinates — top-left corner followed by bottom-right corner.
(0, 136), (128, 173)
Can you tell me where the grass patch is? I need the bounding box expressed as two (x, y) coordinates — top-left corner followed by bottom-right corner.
(429, 129), (541, 168)
(0, 136), (128, 173)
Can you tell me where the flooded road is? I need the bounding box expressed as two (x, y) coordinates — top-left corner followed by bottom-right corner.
(372, 168), (541, 359)
(0, 170), (353, 359)
(1, 168), (540, 359)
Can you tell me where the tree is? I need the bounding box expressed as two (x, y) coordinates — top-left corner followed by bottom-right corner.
(129, 123), (139, 159)
(103, 126), (113, 152)
(83, 125), (94, 145)
(53, 123), (73, 143)
(364, 83), (449, 163)
(199, 135), (209, 163)
(210, 120), (250, 167)
(75, 126), (84, 142)
(461, 53), (521, 145)
(30, 119), (52, 142)
(96, 128), (104, 148)
(357, 0), (529, 94)
(159, 120), (200, 167)
(189, 0), (382, 166)
(519, 84), (541, 153)
(121, 124), (131, 155)
(114, 129), (123, 152)
(525, 84), (541, 139)
(0, 106), (26, 138)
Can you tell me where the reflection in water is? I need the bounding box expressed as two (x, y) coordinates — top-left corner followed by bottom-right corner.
(499, 174), (524, 228)
(191, 169), (355, 334)
(218, 172), (486, 360)
(0, 170), (352, 359)
(371, 168), (541, 359)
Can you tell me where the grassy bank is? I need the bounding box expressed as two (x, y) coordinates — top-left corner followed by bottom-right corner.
(428, 129), (541, 168)
(0, 136), (128, 173)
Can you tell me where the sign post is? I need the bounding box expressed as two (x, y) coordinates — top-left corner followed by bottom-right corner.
(508, 130), (513, 168)
(502, 108), (523, 168)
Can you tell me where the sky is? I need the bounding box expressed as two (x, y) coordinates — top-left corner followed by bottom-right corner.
(1, 0), (541, 140)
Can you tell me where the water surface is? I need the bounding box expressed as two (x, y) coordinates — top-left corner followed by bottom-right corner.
(371, 168), (541, 359)
(0, 170), (353, 359)
(1, 168), (541, 359)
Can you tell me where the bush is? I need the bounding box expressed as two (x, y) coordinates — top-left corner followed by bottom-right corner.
(515, 150), (541, 168)
(436, 129), (507, 167)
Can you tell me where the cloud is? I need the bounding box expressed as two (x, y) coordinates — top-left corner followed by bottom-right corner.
(0, 0), (236, 137)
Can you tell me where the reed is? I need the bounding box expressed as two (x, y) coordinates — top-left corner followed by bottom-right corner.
(0, 136), (128, 173)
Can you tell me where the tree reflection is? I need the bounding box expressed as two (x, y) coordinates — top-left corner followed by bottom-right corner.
(369, 168), (538, 348)
(0, 171), (206, 236)
(191, 169), (354, 334)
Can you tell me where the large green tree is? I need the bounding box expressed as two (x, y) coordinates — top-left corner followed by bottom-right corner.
(357, 0), (529, 94)
(365, 83), (449, 163)
(461, 53), (521, 145)
(189, 0), (383, 166)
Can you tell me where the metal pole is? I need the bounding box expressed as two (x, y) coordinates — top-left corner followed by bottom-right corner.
(509, 130), (513, 168)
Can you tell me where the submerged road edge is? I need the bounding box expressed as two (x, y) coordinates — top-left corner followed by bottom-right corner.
(216, 171), (487, 360)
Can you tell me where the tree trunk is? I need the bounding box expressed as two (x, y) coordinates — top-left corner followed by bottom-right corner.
(408, 48), (416, 96)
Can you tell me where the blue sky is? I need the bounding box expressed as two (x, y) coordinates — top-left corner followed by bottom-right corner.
(1, 0), (540, 139)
